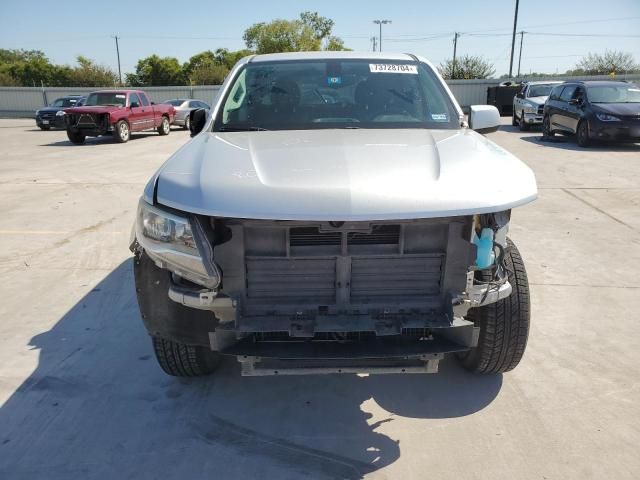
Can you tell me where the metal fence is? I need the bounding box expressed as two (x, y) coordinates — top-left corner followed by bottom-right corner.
(0, 86), (222, 117)
(2, 74), (639, 118)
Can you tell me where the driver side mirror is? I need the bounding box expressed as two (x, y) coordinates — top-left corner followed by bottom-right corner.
(130, 101), (140, 108)
(190, 108), (208, 137)
(569, 98), (583, 106)
(468, 105), (500, 134)
(516, 92), (524, 99)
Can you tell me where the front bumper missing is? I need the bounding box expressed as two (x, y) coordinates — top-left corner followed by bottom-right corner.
(223, 336), (465, 376)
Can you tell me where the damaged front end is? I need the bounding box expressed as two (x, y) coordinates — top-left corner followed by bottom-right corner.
(131, 199), (513, 375)
(64, 111), (111, 137)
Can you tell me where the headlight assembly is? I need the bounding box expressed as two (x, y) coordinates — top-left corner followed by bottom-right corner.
(595, 113), (620, 122)
(135, 199), (220, 288)
(523, 103), (538, 114)
(56, 110), (66, 117)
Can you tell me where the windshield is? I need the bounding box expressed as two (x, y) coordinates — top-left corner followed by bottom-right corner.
(587, 84), (640, 103)
(85, 92), (127, 107)
(214, 59), (459, 131)
(528, 85), (555, 98)
(52, 98), (79, 107)
(164, 99), (187, 106)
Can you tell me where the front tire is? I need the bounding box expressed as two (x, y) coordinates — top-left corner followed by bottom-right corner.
(511, 110), (518, 127)
(457, 239), (530, 374)
(157, 116), (170, 135)
(66, 129), (85, 144)
(518, 111), (529, 131)
(577, 120), (591, 147)
(152, 336), (220, 377)
(114, 120), (130, 143)
(184, 115), (191, 131)
(542, 114), (554, 138)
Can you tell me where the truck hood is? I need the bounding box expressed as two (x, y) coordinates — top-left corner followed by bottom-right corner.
(64, 105), (125, 114)
(154, 129), (538, 221)
(592, 103), (640, 116)
(525, 96), (549, 105)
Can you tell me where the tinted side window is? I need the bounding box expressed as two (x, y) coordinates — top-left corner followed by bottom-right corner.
(188, 101), (198, 108)
(129, 93), (141, 106)
(549, 86), (562, 100)
(139, 93), (150, 106)
(559, 86), (577, 102)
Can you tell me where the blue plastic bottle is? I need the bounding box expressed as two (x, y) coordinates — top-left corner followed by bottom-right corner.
(473, 228), (495, 268)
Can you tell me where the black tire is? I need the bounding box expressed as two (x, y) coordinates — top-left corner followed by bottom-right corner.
(152, 336), (220, 377)
(457, 238), (530, 374)
(577, 120), (591, 147)
(66, 129), (85, 145)
(39, 125), (51, 131)
(184, 115), (191, 131)
(542, 114), (554, 138)
(114, 120), (130, 143)
(511, 110), (518, 127)
(518, 111), (529, 131)
(157, 116), (170, 135)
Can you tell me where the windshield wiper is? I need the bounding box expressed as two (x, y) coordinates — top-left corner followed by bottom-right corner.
(218, 126), (269, 132)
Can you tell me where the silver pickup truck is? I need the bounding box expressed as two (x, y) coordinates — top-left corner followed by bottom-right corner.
(130, 52), (537, 377)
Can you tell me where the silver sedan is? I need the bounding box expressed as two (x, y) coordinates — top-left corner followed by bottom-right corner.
(162, 99), (210, 130)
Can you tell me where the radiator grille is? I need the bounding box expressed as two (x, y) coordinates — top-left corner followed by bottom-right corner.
(246, 257), (336, 303)
(350, 255), (443, 302)
(289, 227), (341, 246)
(348, 225), (400, 245)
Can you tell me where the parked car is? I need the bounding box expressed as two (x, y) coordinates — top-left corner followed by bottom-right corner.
(35, 95), (83, 130)
(63, 90), (175, 144)
(131, 52), (537, 378)
(512, 81), (562, 131)
(543, 80), (640, 147)
(163, 98), (210, 130)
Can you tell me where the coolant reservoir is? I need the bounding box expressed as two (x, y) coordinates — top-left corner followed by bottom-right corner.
(473, 228), (495, 268)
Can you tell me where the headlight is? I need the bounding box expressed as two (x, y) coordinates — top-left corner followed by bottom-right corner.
(523, 103), (538, 114)
(35, 110), (40, 116)
(596, 113), (620, 122)
(56, 110), (65, 117)
(135, 199), (220, 288)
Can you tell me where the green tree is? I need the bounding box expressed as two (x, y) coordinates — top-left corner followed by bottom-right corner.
(126, 55), (185, 86)
(439, 55), (496, 80)
(0, 49), (60, 86)
(574, 50), (638, 75)
(189, 64), (229, 85)
(243, 11), (347, 54)
(69, 56), (117, 87)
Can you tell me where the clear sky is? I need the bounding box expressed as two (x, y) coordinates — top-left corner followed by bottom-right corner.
(1, 0), (639, 77)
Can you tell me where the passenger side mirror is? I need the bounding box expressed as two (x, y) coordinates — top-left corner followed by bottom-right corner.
(190, 108), (208, 137)
(468, 105), (500, 134)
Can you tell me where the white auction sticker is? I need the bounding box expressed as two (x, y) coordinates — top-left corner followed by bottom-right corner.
(369, 63), (418, 74)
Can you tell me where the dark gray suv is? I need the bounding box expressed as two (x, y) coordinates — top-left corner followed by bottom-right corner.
(543, 81), (640, 147)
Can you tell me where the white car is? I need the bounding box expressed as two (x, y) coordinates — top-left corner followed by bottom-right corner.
(131, 52), (537, 378)
(513, 81), (563, 131)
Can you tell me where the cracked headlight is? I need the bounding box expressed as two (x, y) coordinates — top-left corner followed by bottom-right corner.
(135, 199), (220, 288)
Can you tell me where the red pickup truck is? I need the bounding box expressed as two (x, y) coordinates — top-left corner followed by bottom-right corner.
(63, 90), (175, 144)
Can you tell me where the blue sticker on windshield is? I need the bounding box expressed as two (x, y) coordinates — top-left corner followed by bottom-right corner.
(431, 113), (448, 122)
(327, 76), (342, 86)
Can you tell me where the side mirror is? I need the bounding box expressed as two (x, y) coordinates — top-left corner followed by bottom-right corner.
(130, 101), (140, 108)
(151, 101), (156, 105)
(569, 98), (583, 106)
(468, 105), (500, 134)
(516, 92), (524, 99)
(190, 108), (207, 137)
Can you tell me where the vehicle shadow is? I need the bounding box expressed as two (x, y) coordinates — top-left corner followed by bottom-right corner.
(519, 134), (640, 152)
(40, 133), (169, 147)
(0, 260), (502, 479)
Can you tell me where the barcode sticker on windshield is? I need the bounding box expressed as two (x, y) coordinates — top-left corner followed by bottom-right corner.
(369, 64), (418, 74)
